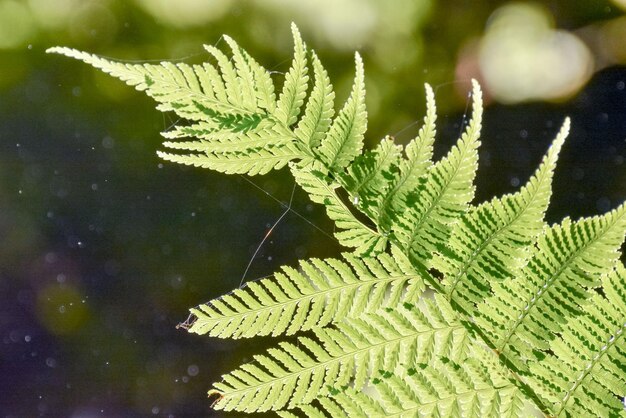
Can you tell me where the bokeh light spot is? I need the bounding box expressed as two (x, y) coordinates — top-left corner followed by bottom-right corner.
(0, 0), (36, 49)
(261, 0), (377, 49)
(27, 0), (78, 30)
(69, 1), (118, 45)
(36, 285), (89, 335)
(478, 3), (593, 103)
(134, 0), (233, 28)
(611, 0), (626, 11)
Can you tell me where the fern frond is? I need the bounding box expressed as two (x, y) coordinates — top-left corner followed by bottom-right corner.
(294, 51), (335, 149)
(438, 118), (570, 312)
(221, 35), (260, 111)
(51, 27), (626, 418)
(46, 47), (254, 118)
(203, 43), (247, 110)
(224, 35), (277, 112)
(288, 348), (529, 418)
(291, 161), (386, 255)
(476, 203), (626, 368)
(276, 23), (309, 127)
(339, 136), (402, 220)
(392, 80), (482, 267)
(317, 52), (367, 172)
(377, 83), (437, 232)
(526, 265), (626, 417)
(46, 44), (305, 175)
(188, 252), (423, 338)
(157, 139), (303, 175)
(209, 295), (472, 412)
(160, 115), (285, 150)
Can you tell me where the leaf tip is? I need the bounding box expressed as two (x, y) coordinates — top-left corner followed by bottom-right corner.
(290, 22), (303, 44)
(424, 82), (434, 96)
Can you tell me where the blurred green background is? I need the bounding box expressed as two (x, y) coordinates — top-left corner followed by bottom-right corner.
(1, 1), (625, 416)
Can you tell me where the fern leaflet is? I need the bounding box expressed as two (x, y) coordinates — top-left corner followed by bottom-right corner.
(437, 118), (569, 312)
(276, 23), (309, 127)
(526, 265), (626, 417)
(377, 83), (437, 232)
(294, 50), (335, 149)
(209, 295), (472, 412)
(188, 252), (423, 338)
(317, 52), (367, 172)
(476, 203), (626, 369)
(391, 80), (482, 267)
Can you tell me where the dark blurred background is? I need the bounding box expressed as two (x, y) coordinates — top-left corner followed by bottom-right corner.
(1, 1), (625, 417)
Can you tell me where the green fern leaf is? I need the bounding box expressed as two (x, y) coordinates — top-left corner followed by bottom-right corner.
(476, 203), (626, 368)
(392, 80), (482, 267)
(208, 295), (471, 412)
(438, 118), (569, 312)
(294, 51), (335, 150)
(291, 161), (386, 255)
(161, 119), (287, 153)
(46, 47), (254, 118)
(289, 347), (529, 418)
(339, 136), (402, 221)
(377, 83), (437, 232)
(317, 52), (367, 172)
(203, 43), (247, 110)
(527, 265), (626, 417)
(221, 35), (259, 111)
(157, 134), (303, 175)
(50, 27), (626, 418)
(187, 252), (423, 338)
(46, 44), (301, 175)
(276, 23), (309, 127)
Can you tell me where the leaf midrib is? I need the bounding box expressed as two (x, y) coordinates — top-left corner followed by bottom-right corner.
(555, 321), (626, 416)
(498, 211), (625, 351)
(404, 134), (478, 252)
(383, 380), (520, 418)
(216, 322), (466, 406)
(196, 272), (421, 334)
(446, 160), (553, 300)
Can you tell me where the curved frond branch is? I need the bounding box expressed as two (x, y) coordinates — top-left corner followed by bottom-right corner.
(46, 47), (253, 118)
(188, 253), (424, 338)
(209, 295), (471, 413)
(477, 203), (626, 368)
(440, 118), (570, 311)
(291, 162), (386, 255)
(377, 83), (438, 232)
(276, 23), (309, 127)
(527, 265), (626, 417)
(392, 80), (483, 267)
(317, 52), (367, 172)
